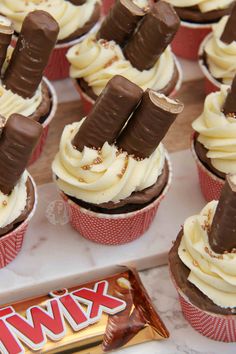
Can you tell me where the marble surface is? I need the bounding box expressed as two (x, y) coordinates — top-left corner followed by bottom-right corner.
(0, 149), (205, 304)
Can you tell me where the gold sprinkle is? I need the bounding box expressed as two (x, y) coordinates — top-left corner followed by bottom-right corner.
(193, 260), (199, 267)
(2, 200), (7, 206)
(82, 165), (90, 170)
(93, 157), (102, 165)
(79, 177), (85, 182)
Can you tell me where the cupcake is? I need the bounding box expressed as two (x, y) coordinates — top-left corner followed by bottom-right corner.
(52, 75), (184, 245)
(192, 77), (236, 201)
(0, 11), (59, 164)
(169, 174), (236, 342)
(67, 0), (182, 114)
(199, 4), (236, 93)
(0, 0), (101, 80)
(0, 113), (42, 268)
(165, 0), (235, 60)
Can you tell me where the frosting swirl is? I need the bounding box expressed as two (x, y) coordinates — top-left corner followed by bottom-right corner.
(0, 80), (42, 120)
(0, 171), (28, 229)
(166, 0), (234, 13)
(204, 16), (236, 84)
(67, 35), (175, 96)
(0, 0), (98, 41)
(192, 85), (236, 174)
(179, 201), (236, 309)
(52, 120), (165, 204)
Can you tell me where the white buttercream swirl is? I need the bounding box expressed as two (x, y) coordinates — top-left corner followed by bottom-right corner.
(52, 120), (165, 204)
(67, 35), (175, 96)
(166, 0), (234, 13)
(204, 16), (236, 85)
(192, 85), (236, 174)
(0, 0), (98, 41)
(0, 80), (42, 120)
(179, 201), (236, 309)
(0, 171), (28, 229)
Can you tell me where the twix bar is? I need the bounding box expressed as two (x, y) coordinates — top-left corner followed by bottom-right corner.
(0, 268), (169, 353)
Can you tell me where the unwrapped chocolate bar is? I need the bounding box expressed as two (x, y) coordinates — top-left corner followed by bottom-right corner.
(0, 268), (169, 353)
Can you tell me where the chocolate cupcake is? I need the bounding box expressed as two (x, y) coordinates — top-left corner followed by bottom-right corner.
(165, 0), (235, 60)
(0, 11), (59, 163)
(169, 174), (236, 342)
(199, 5), (236, 92)
(192, 77), (236, 201)
(0, 0), (101, 79)
(0, 114), (42, 267)
(52, 75), (184, 244)
(67, 0), (182, 112)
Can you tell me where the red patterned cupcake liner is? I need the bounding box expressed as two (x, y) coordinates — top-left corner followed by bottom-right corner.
(191, 136), (224, 202)
(12, 22), (100, 81)
(171, 21), (212, 61)
(0, 175), (37, 269)
(29, 78), (58, 165)
(169, 268), (236, 342)
(74, 56), (183, 114)
(59, 153), (172, 245)
(198, 34), (221, 94)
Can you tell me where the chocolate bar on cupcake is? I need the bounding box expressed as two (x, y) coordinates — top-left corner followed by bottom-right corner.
(0, 114), (42, 237)
(52, 75), (183, 244)
(67, 0), (181, 100)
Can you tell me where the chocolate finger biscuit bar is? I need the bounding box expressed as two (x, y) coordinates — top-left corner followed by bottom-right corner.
(0, 16), (13, 73)
(97, 0), (145, 46)
(0, 268), (169, 353)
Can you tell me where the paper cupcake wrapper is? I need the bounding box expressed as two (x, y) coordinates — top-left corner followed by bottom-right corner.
(198, 34), (221, 94)
(11, 22), (100, 81)
(191, 135), (224, 202)
(74, 55), (183, 115)
(171, 21), (212, 61)
(59, 153), (172, 245)
(0, 175), (37, 269)
(29, 78), (58, 165)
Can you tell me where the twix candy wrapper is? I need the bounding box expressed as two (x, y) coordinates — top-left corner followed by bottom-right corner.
(0, 268), (169, 353)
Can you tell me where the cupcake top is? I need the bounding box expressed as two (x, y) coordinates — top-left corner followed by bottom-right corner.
(166, 0), (234, 13)
(165, 0), (235, 23)
(67, 0), (180, 97)
(0, 114), (42, 233)
(204, 9), (236, 84)
(0, 0), (100, 42)
(0, 11), (59, 122)
(52, 75), (183, 206)
(178, 174), (236, 309)
(192, 82), (236, 175)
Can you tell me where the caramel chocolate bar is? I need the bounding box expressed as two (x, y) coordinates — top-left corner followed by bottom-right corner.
(117, 89), (184, 158)
(97, 0), (145, 46)
(221, 3), (236, 44)
(223, 75), (236, 117)
(73, 75), (143, 151)
(3, 10), (59, 99)
(209, 174), (236, 254)
(124, 1), (180, 71)
(0, 268), (169, 353)
(0, 114), (42, 195)
(0, 15), (13, 73)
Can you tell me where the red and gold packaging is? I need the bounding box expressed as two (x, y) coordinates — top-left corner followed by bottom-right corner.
(0, 268), (169, 353)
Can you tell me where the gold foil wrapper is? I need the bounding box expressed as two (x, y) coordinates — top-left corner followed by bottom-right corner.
(0, 268), (169, 353)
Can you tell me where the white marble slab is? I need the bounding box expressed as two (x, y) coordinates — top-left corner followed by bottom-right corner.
(0, 149), (205, 305)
